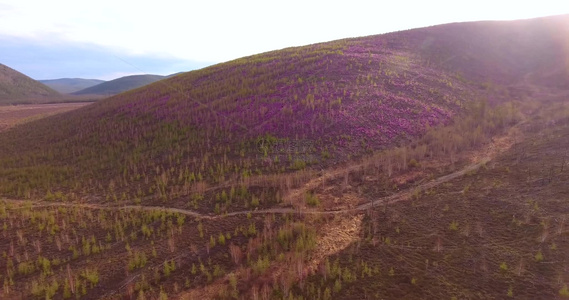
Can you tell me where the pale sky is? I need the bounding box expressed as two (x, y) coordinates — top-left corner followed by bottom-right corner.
(1, 0), (568, 80)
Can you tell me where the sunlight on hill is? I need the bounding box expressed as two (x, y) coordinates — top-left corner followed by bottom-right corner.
(552, 16), (569, 85)
(563, 21), (569, 74)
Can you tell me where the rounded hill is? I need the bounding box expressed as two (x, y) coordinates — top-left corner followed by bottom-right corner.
(0, 64), (61, 104)
(0, 15), (567, 202)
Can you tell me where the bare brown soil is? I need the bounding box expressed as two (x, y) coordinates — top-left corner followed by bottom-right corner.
(306, 215), (363, 273)
(0, 102), (91, 132)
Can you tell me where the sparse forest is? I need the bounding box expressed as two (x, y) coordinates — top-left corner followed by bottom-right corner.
(0, 15), (568, 299)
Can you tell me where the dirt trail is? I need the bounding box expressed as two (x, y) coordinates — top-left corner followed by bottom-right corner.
(2, 124), (517, 218)
(2, 101), (528, 223)
(0, 94), (530, 300)
(282, 159), (366, 206)
(0, 158), (477, 217)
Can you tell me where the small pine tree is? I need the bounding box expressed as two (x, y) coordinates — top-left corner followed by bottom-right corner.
(560, 285), (569, 298)
(323, 287), (332, 300)
(163, 265), (170, 278)
(159, 288), (168, 300)
(333, 279), (342, 293)
(449, 221), (459, 231)
(63, 279), (71, 299)
(535, 250), (544, 262)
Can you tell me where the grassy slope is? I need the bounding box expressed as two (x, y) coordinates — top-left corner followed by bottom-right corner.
(39, 79), (106, 94)
(0, 41), (470, 205)
(0, 15), (559, 209)
(0, 64), (61, 104)
(72, 75), (165, 96)
(0, 16), (566, 208)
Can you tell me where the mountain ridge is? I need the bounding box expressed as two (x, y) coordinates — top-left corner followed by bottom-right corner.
(39, 78), (105, 94)
(72, 74), (166, 95)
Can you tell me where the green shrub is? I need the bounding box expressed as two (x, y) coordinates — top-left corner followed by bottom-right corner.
(251, 196), (260, 207)
(291, 159), (306, 170)
(408, 159), (420, 168)
(333, 279), (342, 293)
(560, 285), (569, 297)
(535, 250), (544, 262)
(218, 233), (226, 245)
(449, 221), (459, 231)
(305, 192), (320, 207)
(81, 268), (99, 287)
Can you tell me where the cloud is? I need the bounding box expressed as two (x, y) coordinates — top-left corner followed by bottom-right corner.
(0, 36), (212, 79)
(1, 0), (566, 64)
(0, 3), (13, 16)
(0, 0), (568, 77)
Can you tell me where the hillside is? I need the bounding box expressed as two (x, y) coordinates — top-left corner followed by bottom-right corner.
(0, 64), (61, 104)
(1, 16), (567, 202)
(0, 15), (568, 299)
(72, 74), (165, 95)
(389, 15), (569, 88)
(280, 97), (569, 300)
(39, 78), (105, 94)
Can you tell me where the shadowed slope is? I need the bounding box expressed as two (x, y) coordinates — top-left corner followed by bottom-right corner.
(0, 64), (61, 104)
(72, 74), (166, 96)
(40, 78), (105, 94)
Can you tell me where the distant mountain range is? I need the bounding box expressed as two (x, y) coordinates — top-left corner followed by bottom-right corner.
(39, 78), (105, 94)
(0, 64), (60, 104)
(0, 64), (181, 104)
(0, 64), (171, 104)
(72, 74), (167, 95)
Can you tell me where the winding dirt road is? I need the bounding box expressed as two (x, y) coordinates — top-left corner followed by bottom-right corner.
(3, 105), (528, 219)
(1, 156), (491, 218)
(3, 111), (522, 218)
